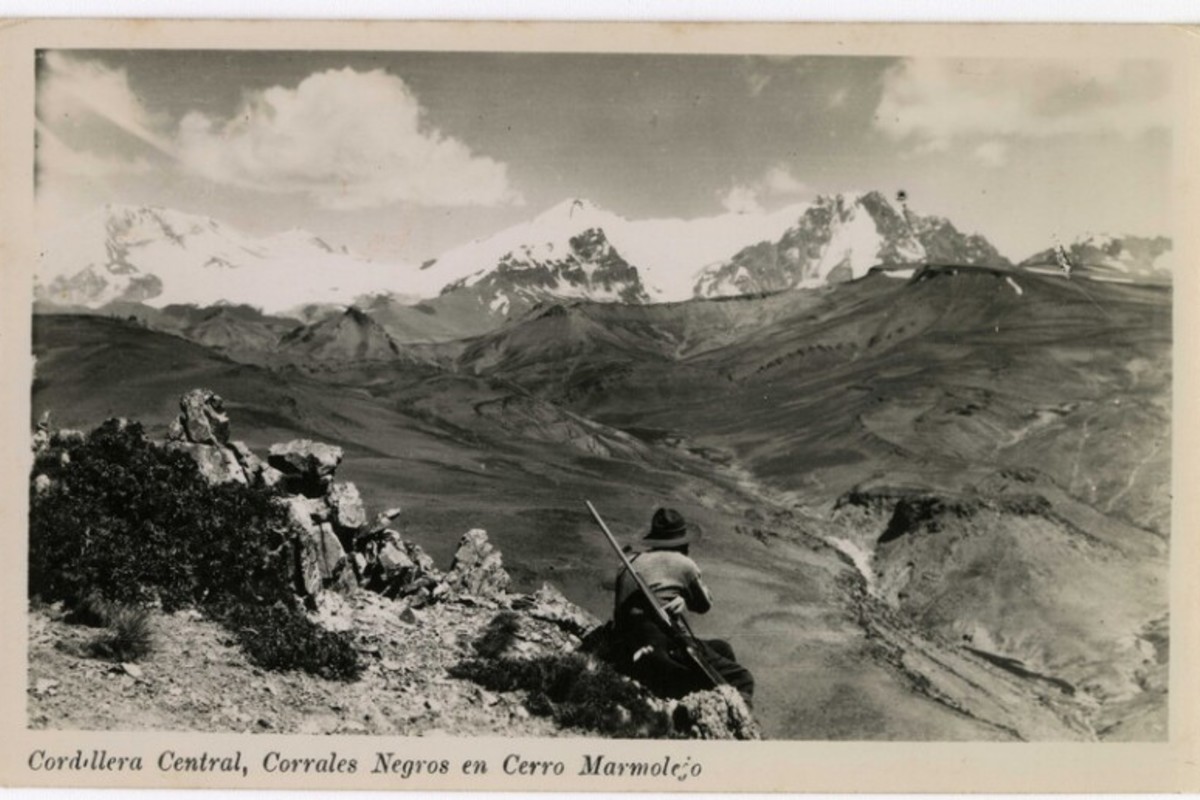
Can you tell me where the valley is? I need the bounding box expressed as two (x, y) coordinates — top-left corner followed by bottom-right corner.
(30, 259), (1171, 740)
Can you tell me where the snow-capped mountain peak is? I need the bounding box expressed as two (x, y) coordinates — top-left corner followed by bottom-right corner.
(694, 191), (1009, 297)
(1018, 233), (1173, 281)
(36, 205), (410, 313)
(413, 197), (810, 304)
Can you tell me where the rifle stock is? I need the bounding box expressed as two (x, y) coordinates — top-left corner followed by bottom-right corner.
(585, 500), (726, 689)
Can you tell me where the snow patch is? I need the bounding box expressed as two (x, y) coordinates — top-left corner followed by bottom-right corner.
(1005, 276), (1024, 296)
(488, 294), (511, 315)
(811, 206), (882, 282)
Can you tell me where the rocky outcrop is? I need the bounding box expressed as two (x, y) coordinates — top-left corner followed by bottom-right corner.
(512, 583), (600, 637)
(30, 393), (758, 741)
(162, 390), (262, 487)
(357, 527), (443, 606)
(443, 529), (511, 601)
(154, 390), (366, 600)
(268, 439), (343, 497)
(228, 440), (284, 487)
(169, 388), (230, 446)
(166, 441), (247, 485)
(328, 481), (367, 530)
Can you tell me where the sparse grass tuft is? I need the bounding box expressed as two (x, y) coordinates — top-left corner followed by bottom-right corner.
(472, 611), (521, 659)
(86, 604), (153, 662)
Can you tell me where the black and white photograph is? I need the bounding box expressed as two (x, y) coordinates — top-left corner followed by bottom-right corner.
(5, 19), (1196, 791)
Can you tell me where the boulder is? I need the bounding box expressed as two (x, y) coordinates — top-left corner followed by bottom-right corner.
(444, 529), (510, 601)
(328, 481), (367, 532)
(671, 685), (761, 740)
(268, 439), (343, 497)
(367, 532), (441, 600)
(370, 506), (402, 532)
(377, 539), (416, 577)
(317, 522), (348, 578)
(165, 441), (247, 485)
(287, 514), (356, 597)
(166, 418), (186, 442)
(404, 541), (438, 576)
(280, 495), (331, 531)
(177, 389), (231, 446)
(260, 466), (285, 490)
(512, 583), (600, 637)
(228, 441), (266, 480)
(294, 529), (324, 598)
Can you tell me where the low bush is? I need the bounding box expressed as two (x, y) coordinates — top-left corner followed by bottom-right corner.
(219, 602), (363, 682)
(29, 419), (361, 679)
(30, 419), (292, 610)
(452, 614), (672, 738)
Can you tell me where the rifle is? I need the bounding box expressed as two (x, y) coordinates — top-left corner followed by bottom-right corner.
(585, 500), (726, 689)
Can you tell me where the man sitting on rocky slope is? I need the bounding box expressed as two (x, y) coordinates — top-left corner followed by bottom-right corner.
(612, 508), (755, 707)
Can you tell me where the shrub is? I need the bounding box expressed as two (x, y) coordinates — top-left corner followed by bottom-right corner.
(451, 614), (672, 738)
(29, 419), (361, 680)
(30, 419), (293, 610)
(219, 602), (363, 682)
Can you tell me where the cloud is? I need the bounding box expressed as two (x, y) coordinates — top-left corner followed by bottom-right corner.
(762, 165), (807, 195)
(37, 55), (521, 211)
(719, 164), (810, 214)
(176, 68), (521, 210)
(37, 52), (172, 181)
(719, 185), (763, 215)
(875, 58), (1171, 152)
(972, 140), (1009, 168)
(36, 124), (153, 179)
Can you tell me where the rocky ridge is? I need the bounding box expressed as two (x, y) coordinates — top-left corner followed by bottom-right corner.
(28, 389), (759, 740)
(694, 191), (1011, 296)
(1019, 234), (1173, 281)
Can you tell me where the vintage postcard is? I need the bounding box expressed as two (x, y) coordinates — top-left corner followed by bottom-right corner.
(0, 18), (1197, 794)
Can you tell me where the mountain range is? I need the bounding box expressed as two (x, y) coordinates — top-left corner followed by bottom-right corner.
(31, 257), (1171, 741)
(36, 193), (1171, 324)
(1019, 234), (1174, 282)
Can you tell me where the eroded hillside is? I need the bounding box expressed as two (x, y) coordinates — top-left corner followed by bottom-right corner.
(31, 265), (1170, 740)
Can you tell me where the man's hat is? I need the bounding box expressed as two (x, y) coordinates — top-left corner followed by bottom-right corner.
(642, 507), (693, 547)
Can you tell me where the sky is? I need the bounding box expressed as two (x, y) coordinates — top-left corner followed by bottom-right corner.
(35, 49), (1175, 263)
